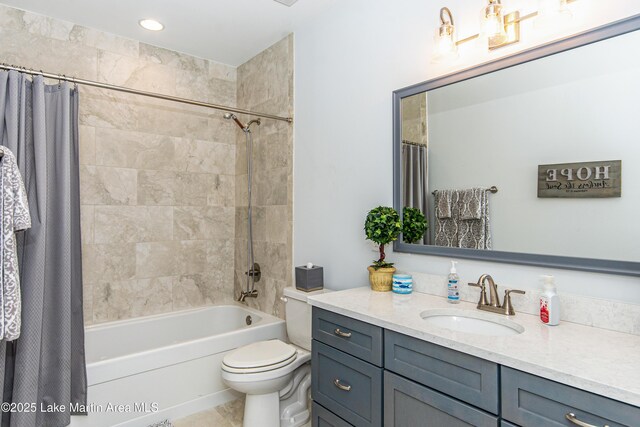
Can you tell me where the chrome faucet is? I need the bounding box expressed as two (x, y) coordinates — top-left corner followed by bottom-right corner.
(468, 274), (525, 316)
(238, 289), (258, 302)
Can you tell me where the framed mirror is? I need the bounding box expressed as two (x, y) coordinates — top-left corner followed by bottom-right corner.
(392, 15), (640, 276)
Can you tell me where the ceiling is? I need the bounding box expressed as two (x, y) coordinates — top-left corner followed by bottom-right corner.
(0, 0), (336, 66)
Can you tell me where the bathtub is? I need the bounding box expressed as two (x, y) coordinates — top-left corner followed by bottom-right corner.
(70, 304), (286, 427)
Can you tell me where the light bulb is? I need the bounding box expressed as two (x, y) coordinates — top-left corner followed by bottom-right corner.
(481, 0), (507, 45)
(536, 0), (572, 29)
(432, 7), (458, 63)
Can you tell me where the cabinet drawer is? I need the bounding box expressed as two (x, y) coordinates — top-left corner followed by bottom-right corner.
(312, 402), (353, 427)
(502, 367), (639, 427)
(385, 330), (499, 414)
(384, 371), (499, 427)
(312, 340), (383, 427)
(501, 422), (519, 427)
(312, 307), (383, 366)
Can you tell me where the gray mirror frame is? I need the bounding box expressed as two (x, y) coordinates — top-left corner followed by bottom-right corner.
(393, 14), (640, 277)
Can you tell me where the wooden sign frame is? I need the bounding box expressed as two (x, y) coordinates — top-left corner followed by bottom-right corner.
(537, 160), (622, 198)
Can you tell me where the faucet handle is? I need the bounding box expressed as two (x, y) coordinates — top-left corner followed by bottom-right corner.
(468, 282), (488, 307)
(503, 289), (525, 315)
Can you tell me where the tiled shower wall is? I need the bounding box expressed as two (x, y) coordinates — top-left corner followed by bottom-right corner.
(235, 35), (294, 318)
(0, 4), (284, 324)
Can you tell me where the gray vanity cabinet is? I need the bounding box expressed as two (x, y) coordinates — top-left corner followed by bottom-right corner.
(311, 307), (639, 427)
(384, 372), (499, 427)
(502, 367), (639, 427)
(312, 308), (383, 427)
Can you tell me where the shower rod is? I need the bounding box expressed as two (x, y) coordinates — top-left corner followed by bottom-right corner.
(0, 63), (293, 124)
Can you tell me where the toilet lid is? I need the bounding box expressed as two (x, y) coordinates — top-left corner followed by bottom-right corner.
(222, 339), (296, 370)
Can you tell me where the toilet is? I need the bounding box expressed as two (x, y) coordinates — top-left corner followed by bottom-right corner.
(221, 287), (326, 427)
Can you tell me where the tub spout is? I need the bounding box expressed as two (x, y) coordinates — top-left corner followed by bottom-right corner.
(238, 289), (258, 302)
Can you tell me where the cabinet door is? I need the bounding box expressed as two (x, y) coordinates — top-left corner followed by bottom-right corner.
(502, 367), (639, 427)
(385, 330), (499, 414)
(313, 402), (354, 427)
(312, 307), (383, 366)
(312, 340), (383, 427)
(384, 372), (499, 427)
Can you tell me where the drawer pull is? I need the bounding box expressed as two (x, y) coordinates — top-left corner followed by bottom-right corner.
(566, 413), (609, 427)
(334, 328), (352, 338)
(333, 379), (352, 392)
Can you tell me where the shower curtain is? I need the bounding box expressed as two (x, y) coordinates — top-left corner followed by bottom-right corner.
(0, 71), (86, 427)
(402, 142), (429, 244)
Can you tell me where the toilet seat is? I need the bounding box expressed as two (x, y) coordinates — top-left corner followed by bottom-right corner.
(222, 340), (297, 374)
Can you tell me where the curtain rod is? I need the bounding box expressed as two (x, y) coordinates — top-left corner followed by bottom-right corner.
(0, 63), (293, 124)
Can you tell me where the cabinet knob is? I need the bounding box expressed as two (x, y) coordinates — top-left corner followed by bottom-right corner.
(333, 379), (352, 392)
(566, 412), (609, 427)
(334, 328), (352, 338)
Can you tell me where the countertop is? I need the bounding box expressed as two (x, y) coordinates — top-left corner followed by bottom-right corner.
(307, 287), (640, 407)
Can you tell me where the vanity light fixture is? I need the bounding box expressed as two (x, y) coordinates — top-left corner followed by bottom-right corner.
(434, 0), (578, 60)
(535, 0), (573, 29)
(433, 7), (459, 63)
(139, 19), (164, 31)
(481, 0), (509, 47)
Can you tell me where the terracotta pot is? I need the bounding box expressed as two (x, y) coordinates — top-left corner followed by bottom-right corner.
(367, 266), (396, 292)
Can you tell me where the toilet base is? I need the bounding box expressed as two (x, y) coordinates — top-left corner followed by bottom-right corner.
(244, 392), (280, 427)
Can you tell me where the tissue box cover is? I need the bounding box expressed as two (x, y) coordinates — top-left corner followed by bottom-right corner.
(295, 265), (324, 292)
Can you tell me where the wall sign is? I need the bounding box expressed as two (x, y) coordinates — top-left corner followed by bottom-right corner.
(538, 160), (621, 198)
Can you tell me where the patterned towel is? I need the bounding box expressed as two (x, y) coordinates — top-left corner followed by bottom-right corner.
(459, 188), (483, 220)
(434, 189), (453, 219)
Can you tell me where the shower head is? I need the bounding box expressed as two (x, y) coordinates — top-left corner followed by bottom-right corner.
(224, 112), (247, 130)
(223, 112), (261, 131)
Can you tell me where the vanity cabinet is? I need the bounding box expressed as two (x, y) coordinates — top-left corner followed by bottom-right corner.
(312, 308), (383, 427)
(311, 307), (639, 427)
(502, 367), (639, 427)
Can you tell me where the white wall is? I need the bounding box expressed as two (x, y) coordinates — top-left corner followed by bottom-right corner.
(427, 30), (640, 261)
(293, 0), (640, 303)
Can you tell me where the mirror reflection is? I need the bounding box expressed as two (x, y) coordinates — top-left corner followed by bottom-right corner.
(399, 29), (640, 263)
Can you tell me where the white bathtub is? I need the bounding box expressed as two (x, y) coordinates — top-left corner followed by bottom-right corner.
(70, 304), (286, 427)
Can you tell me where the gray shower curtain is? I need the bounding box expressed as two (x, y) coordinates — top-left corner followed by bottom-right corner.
(402, 142), (429, 244)
(0, 71), (86, 427)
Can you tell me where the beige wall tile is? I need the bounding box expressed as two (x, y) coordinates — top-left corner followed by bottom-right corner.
(79, 125), (96, 165)
(80, 165), (137, 205)
(94, 206), (173, 244)
(137, 170), (176, 205)
(265, 205), (288, 244)
(81, 205), (95, 244)
(136, 241), (179, 279)
(93, 280), (135, 322)
(130, 277), (173, 317)
(95, 128), (179, 171)
(70, 26), (139, 58)
(174, 206), (234, 240)
(83, 243), (136, 282)
(97, 49), (177, 95)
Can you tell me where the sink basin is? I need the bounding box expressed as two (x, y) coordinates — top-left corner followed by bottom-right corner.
(420, 309), (524, 336)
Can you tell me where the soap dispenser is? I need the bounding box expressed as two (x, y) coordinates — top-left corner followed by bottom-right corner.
(540, 275), (560, 326)
(447, 261), (460, 304)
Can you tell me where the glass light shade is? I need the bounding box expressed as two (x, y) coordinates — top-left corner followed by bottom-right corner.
(433, 24), (458, 63)
(481, 1), (507, 45)
(535, 0), (572, 29)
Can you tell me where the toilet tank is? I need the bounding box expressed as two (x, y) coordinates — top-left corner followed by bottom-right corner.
(283, 287), (329, 351)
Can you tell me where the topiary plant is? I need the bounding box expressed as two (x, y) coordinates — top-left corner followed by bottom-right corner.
(402, 207), (428, 244)
(364, 206), (402, 270)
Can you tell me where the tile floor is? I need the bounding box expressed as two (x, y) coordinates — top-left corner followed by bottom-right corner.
(173, 397), (244, 427)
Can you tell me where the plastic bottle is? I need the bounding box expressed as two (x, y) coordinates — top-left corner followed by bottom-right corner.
(540, 275), (560, 326)
(447, 261), (460, 304)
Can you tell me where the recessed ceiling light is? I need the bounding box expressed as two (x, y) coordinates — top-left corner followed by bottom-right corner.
(139, 19), (164, 31)
(273, 0), (299, 6)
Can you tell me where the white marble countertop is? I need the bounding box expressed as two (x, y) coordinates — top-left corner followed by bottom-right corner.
(308, 287), (640, 407)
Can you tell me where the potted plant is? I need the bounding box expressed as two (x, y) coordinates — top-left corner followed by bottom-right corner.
(364, 206), (428, 291)
(364, 206), (402, 291)
(402, 207), (428, 244)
